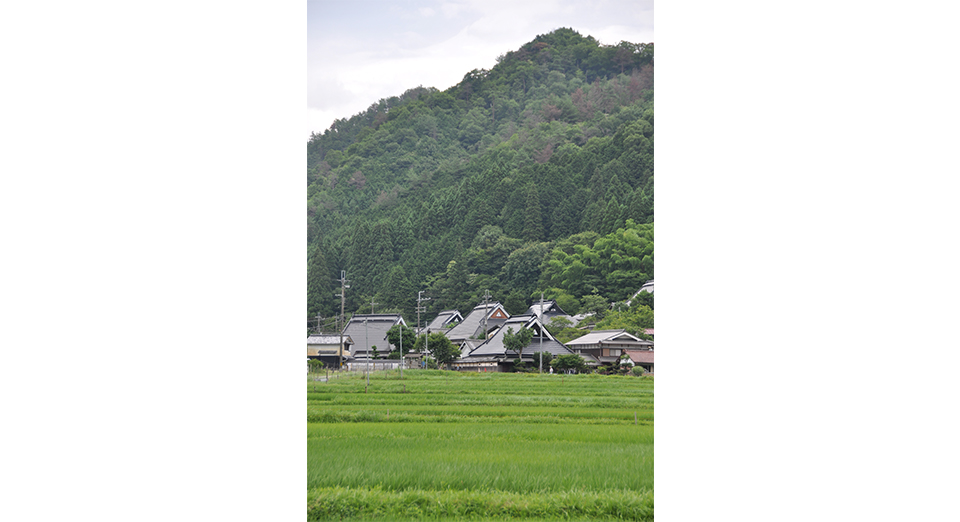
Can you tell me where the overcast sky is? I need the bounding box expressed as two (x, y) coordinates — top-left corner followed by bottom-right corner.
(307, 0), (653, 140)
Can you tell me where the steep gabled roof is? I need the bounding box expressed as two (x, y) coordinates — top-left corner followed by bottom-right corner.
(566, 329), (645, 347)
(342, 314), (406, 356)
(525, 299), (569, 318)
(467, 314), (574, 358)
(458, 338), (485, 358)
(444, 301), (509, 341)
(425, 309), (464, 331)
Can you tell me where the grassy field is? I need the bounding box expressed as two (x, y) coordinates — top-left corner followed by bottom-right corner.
(307, 370), (653, 521)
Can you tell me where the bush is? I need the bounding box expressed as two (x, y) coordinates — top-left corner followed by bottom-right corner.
(631, 366), (644, 376)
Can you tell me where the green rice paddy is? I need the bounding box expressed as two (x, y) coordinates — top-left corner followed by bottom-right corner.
(307, 370), (653, 521)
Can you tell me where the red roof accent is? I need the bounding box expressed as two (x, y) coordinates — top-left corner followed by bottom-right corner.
(625, 350), (654, 364)
(644, 328), (654, 336)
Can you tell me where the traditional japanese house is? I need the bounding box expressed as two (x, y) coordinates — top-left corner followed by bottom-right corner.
(307, 334), (354, 368)
(443, 301), (509, 343)
(524, 299), (572, 324)
(453, 314), (575, 372)
(342, 314), (407, 360)
(565, 329), (653, 366)
(423, 309), (464, 335)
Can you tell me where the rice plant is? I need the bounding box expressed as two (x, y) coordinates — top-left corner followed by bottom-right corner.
(308, 371), (653, 520)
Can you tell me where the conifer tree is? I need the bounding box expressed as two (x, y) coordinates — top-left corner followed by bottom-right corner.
(307, 244), (333, 324)
(523, 184), (544, 242)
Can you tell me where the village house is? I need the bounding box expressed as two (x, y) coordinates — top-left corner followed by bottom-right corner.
(624, 349), (654, 374)
(524, 299), (572, 324)
(453, 314), (575, 372)
(422, 309), (464, 336)
(306, 334), (354, 368)
(341, 314), (407, 360)
(443, 301), (510, 344)
(565, 329), (653, 367)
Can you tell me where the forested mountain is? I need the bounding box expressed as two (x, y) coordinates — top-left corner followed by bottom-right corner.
(307, 28), (653, 331)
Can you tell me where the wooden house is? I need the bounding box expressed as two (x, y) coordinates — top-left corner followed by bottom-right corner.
(565, 329), (653, 367)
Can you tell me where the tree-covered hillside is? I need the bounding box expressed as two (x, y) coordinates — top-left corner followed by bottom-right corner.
(308, 28), (653, 329)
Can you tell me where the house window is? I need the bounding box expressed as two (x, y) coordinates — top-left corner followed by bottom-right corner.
(610, 349), (621, 356)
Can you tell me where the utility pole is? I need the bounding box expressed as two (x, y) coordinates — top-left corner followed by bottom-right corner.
(336, 270), (349, 371)
(539, 292), (544, 374)
(315, 313), (323, 333)
(399, 319), (404, 379)
(369, 297), (379, 315)
(364, 318), (369, 392)
(416, 291), (431, 364)
(482, 290), (491, 340)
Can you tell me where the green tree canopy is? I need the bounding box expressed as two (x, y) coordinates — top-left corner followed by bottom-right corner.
(424, 332), (459, 369)
(386, 324), (416, 355)
(552, 353), (588, 374)
(502, 326), (534, 358)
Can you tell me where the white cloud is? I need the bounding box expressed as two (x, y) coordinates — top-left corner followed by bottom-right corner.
(306, 0), (654, 140)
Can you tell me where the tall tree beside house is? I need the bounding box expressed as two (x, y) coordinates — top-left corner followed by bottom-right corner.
(503, 326), (534, 361)
(551, 353), (588, 381)
(386, 324), (416, 357)
(423, 332), (459, 369)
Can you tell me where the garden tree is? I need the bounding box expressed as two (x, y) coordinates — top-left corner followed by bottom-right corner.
(422, 332), (459, 369)
(371, 345), (379, 359)
(530, 351), (554, 372)
(551, 353), (588, 381)
(502, 326), (534, 363)
(386, 324), (416, 357)
(308, 359), (324, 391)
